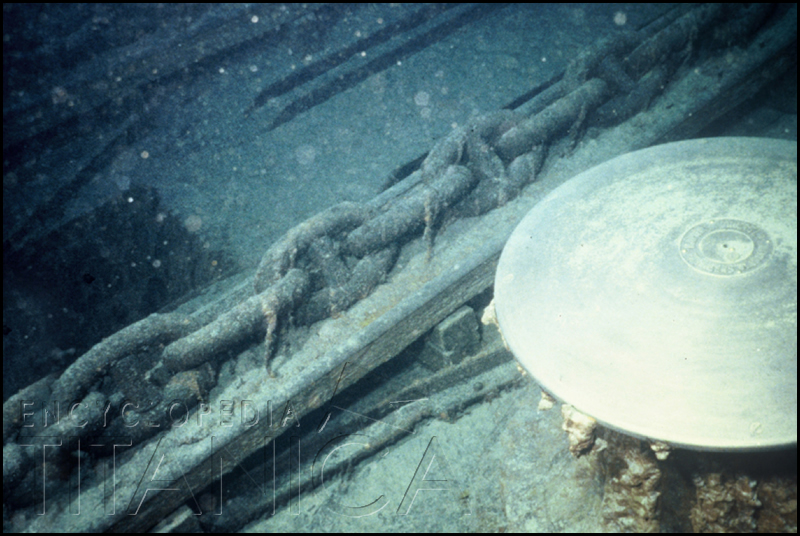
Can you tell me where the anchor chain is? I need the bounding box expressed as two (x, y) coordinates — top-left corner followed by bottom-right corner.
(169, 2), (735, 378)
(3, 5), (774, 485)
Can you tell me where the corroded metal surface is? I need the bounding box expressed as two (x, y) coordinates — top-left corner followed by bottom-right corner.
(5, 3), (796, 530)
(495, 137), (797, 450)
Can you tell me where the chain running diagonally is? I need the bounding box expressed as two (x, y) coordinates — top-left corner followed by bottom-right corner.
(4, 5), (772, 477)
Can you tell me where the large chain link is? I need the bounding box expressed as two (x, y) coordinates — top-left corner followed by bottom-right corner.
(4, 4), (774, 469)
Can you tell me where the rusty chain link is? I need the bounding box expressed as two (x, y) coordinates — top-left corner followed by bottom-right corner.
(4, 4), (776, 474)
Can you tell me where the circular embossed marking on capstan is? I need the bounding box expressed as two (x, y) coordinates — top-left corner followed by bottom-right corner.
(680, 219), (772, 276)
